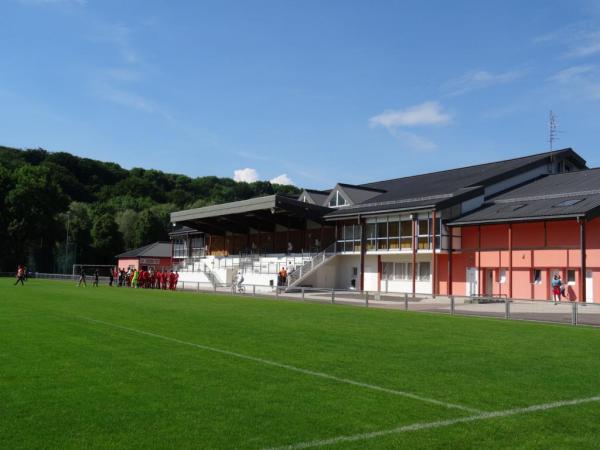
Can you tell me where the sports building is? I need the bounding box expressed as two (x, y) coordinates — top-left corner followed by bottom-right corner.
(169, 148), (600, 302)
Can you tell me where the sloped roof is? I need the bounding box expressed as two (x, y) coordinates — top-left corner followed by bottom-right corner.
(448, 168), (600, 225)
(116, 242), (172, 259)
(325, 148), (585, 218)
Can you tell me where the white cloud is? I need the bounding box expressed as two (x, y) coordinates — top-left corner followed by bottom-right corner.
(368, 101), (450, 152)
(369, 101), (451, 128)
(234, 168), (259, 183)
(548, 65), (595, 82)
(534, 24), (600, 59)
(444, 69), (527, 96)
(546, 64), (600, 101)
(270, 174), (294, 185)
(566, 31), (600, 58)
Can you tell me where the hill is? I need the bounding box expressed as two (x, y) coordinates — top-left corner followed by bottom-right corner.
(0, 146), (299, 272)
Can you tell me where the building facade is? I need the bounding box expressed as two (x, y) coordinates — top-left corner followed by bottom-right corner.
(169, 148), (600, 302)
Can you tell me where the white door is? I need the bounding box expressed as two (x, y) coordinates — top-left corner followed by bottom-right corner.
(466, 268), (478, 297)
(586, 270), (594, 303)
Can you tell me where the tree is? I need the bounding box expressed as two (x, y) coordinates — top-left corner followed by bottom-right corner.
(5, 165), (69, 271)
(115, 209), (139, 250)
(132, 209), (167, 248)
(91, 214), (123, 262)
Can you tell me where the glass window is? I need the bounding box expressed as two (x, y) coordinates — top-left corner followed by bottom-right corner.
(377, 221), (388, 250)
(418, 262), (431, 281)
(382, 262), (394, 280)
(173, 239), (187, 258)
(366, 223), (377, 251)
(191, 237), (204, 257)
(499, 269), (506, 284)
(533, 269), (542, 284)
(568, 270), (576, 284)
(400, 220), (412, 249)
(394, 262), (412, 280)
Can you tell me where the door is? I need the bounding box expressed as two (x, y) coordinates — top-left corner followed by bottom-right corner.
(485, 270), (494, 296)
(466, 268), (478, 296)
(586, 270), (594, 303)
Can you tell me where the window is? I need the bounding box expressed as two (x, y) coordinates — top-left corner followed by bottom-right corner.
(377, 220), (388, 250)
(554, 199), (584, 207)
(388, 219), (400, 250)
(533, 269), (542, 285)
(191, 237), (204, 257)
(338, 224), (360, 252)
(366, 222), (377, 251)
(395, 262), (412, 280)
(418, 219), (430, 249)
(418, 262), (431, 281)
(329, 190), (348, 207)
(382, 262), (394, 280)
(400, 219), (412, 249)
(499, 269), (506, 284)
(568, 269), (576, 285)
(173, 239), (187, 258)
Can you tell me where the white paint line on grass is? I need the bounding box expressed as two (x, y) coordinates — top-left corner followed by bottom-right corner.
(77, 316), (481, 413)
(264, 395), (600, 450)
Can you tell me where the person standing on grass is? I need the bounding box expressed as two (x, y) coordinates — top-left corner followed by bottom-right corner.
(109, 269), (114, 287)
(14, 265), (25, 286)
(93, 269), (99, 287)
(551, 274), (562, 304)
(78, 267), (87, 287)
(132, 269), (139, 288)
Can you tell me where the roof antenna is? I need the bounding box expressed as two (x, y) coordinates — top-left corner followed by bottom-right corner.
(548, 110), (558, 151)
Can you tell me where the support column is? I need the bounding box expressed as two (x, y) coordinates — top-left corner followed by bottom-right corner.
(431, 210), (437, 298)
(377, 255), (382, 292)
(580, 218), (587, 302)
(477, 225), (482, 296)
(448, 226), (453, 296)
(412, 216), (417, 297)
(508, 224), (513, 299)
(360, 218), (366, 291)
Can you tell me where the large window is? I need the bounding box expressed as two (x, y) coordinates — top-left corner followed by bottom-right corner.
(173, 239), (187, 258)
(366, 222), (377, 251)
(191, 237), (204, 257)
(339, 224), (361, 252)
(417, 262), (431, 281)
(329, 190), (348, 207)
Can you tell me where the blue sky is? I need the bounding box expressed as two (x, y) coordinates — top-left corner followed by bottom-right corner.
(2, 0), (600, 188)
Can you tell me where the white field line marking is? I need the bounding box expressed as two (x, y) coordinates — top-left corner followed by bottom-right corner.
(264, 395), (600, 450)
(77, 316), (481, 413)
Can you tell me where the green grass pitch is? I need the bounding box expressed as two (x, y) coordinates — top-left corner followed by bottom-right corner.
(2, 279), (600, 449)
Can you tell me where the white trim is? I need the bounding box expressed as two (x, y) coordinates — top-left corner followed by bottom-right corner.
(265, 395), (600, 450)
(77, 316), (480, 413)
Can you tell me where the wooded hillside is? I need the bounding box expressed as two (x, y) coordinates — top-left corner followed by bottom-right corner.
(0, 146), (300, 272)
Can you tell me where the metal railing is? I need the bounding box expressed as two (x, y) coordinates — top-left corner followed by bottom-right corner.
(286, 242), (337, 288)
(4, 273), (599, 327)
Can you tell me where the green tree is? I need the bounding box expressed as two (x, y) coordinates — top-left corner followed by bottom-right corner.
(132, 209), (167, 248)
(115, 209), (140, 250)
(91, 214), (124, 262)
(6, 165), (69, 271)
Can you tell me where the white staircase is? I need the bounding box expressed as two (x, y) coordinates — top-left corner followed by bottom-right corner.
(286, 243), (337, 290)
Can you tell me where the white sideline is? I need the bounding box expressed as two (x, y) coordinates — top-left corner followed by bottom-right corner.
(264, 395), (600, 450)
(77, 316), (480, 413)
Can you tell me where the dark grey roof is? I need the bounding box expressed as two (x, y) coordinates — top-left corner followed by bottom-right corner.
(448, 168), (600, 225)
(325, 148), (586, 218)
(168, 225), (200, 237)
(116, 242), (172, 259)
(299, 188), (331, 205)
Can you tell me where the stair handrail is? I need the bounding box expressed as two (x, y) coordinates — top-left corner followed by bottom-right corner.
(287, 242), (337, 287)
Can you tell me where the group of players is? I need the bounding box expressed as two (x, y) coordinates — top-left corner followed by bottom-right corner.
(116, 267), (179, 290)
